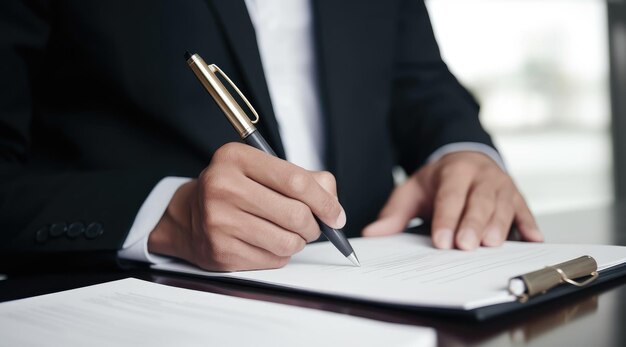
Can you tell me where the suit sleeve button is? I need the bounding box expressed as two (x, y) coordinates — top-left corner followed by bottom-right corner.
(35, 226), (49, 243)
(49, 223), (68, 237)
(67, 222), (85, 239)
(85, 222), (104, 239)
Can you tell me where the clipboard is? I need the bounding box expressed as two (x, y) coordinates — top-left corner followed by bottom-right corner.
(150, 260), (626, 321)
(150, 234), (626, 321)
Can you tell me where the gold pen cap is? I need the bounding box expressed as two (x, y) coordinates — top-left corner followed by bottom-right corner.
(185, 52), (259, 138)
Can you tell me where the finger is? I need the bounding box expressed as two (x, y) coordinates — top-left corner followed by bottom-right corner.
(431, 173), (473, 249)
(362, 177), (424, 237)
(225, 176), (321, 243)
(222, 144), (345, 229)
(455, 183), (496, 250)
(231, 210), (308, 257)
(310, 171), (338, 197)
(513, 193), (543, 242)
(218, 238), (291, 272)
(482, 189), (515, 247)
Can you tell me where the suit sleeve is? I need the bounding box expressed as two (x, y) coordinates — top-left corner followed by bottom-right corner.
(389, 0), (496, 174)
(0, 1), (163, 274)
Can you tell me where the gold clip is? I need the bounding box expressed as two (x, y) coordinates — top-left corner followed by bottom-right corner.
(185, 53), (259, 138)
(208, 64), (259, 124)
(509, 255), (599, 302)
(549, 266), (599, 287)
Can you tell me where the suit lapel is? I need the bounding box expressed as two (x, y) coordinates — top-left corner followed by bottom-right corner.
(208, 0), (285, 158)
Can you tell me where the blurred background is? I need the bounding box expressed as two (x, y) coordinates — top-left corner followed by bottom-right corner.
(424, 0), (623, 215)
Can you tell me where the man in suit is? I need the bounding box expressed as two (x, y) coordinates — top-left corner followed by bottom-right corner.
(0, 0), (542, 273)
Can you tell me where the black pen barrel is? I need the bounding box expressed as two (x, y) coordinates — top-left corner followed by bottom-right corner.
(316, 218), (355, 257)
(244, 130), (277, 156)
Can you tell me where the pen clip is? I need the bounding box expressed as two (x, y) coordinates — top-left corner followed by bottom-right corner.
(509, 255), (599, 302)
(547, 266), (599, 287)
(208, 64), (259, 124)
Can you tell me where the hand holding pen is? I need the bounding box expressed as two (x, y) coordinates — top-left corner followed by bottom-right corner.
(146, 53), (359, 271)
(183, 52), (359, 267)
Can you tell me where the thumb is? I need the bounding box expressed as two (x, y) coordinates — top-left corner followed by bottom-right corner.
(362, 177), (425, 237)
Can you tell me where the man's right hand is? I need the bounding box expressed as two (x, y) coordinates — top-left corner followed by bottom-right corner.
(147, 142), (346, 271)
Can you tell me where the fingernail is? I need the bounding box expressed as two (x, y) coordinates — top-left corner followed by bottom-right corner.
(483, 229), (502, 247)
(458, 229), (479, 250)
(335, 208), (347, 229)
(434, 228), (454, 249)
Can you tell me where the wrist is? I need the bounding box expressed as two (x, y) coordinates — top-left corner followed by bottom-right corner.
(148, 180), (197, 260)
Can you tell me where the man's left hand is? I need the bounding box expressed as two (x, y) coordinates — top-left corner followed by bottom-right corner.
(362, 152), (543, 249)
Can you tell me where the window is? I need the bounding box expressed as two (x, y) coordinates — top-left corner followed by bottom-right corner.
(426, 0), (612, 213)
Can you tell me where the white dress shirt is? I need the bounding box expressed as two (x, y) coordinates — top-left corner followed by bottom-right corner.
(118, 0), (504, 264)
(246, 0), (325, 171)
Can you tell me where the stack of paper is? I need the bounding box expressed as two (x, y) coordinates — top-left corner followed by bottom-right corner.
(0, 278), (435, 347)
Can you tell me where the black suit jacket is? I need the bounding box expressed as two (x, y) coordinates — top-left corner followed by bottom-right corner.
(0, 0), (494, 272)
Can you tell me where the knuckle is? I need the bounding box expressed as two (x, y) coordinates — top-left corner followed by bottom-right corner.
(303, 228), (321, 243)
(494, 196), (514, 213)
(462, 214), (484, 227)
(498, 185), (516, 199)
(270, 256), (291, 269)
(203, 211), (237, 240)
(275, 234), (305, 256)
(490, 173), (512, 187)
(504, 176), (516, 187)
(204, 212), (221, 230)
(434, 190), (463, 207)
(493, 213), (513, 228)
(205, 181), (226, 200)
(437, 165), (455, 179)
(287, 172), (312, 195)
(202, 170), (223, 191)
(198, 167), (211, 183)
(513, 192), (527, 207)
(467, 193), (496, 216)
(469, 189), (495, 205)
(439, 161), (470, 178)
(286, 203), (312, 231)
(213, 142), (243, 164)
(203, 175), (237, 202)
(198, 169), (214, 188)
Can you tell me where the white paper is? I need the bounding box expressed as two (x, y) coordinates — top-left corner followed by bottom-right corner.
(154, 234), (626, 310)
(0, 278), (435, 347)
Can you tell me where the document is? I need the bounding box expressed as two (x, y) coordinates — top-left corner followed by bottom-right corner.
(154, 234), (626, 310)
(0, 278), (435, 347)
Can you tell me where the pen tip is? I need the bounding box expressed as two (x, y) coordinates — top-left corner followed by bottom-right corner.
(347, 253), (361, 267)
(184, 51), (192, 61)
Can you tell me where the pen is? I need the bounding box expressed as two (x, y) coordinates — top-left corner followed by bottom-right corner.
(184, 52), (360, 267)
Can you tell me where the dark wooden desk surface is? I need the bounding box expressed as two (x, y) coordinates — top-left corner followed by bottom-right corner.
(2, 204), (626, 347)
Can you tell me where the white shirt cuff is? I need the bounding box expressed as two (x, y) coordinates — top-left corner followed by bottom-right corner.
(426, 142), (506, 171)
(117, 176), (192, 264)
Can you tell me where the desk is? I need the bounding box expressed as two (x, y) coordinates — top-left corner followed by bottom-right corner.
(2, 204), (626, 347)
